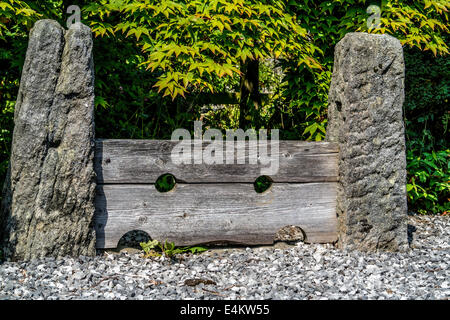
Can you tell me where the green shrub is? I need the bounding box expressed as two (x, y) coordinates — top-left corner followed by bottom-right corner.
(406, 149), (450, 214)
(404, 44), (449, 155)
(403, 42), (449, 214)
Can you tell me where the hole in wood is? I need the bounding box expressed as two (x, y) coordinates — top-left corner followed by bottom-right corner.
(155, 173), (176, 193)
(117, 230), (151, 249)
(274, 226), (305, 243)
(254, 175), (273, 193)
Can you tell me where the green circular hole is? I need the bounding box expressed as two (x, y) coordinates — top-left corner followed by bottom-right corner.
(155, 173), (176, 193)
(254, 175), (273, 193)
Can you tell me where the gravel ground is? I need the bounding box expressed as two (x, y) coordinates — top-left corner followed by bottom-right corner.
(0, 213), (448, 300)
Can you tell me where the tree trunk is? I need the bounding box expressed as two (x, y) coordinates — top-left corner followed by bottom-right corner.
(239, 59), (261, 129)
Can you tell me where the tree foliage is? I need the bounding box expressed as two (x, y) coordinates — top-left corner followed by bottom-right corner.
(84, 0), (449, 100)
(278, 0), (449, 141)
(84, 0), (322, 100)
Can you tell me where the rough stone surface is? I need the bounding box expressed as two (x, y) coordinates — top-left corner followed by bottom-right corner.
(326, 32), (408, 251)
(0, 20), (96, 261)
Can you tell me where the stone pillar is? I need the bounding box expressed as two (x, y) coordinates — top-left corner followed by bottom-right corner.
(326, 32), (408, 251)
(0, 20), (96, 261)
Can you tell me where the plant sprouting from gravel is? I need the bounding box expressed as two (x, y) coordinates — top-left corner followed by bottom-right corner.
(140, 239), (208, 258)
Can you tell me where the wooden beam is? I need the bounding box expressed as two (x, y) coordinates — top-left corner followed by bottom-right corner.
(94, 182), (338, 248)
(94, 139), (339, 184)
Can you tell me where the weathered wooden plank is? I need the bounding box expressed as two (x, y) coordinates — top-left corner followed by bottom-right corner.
(94, 139), (339, 184)
(94, 183), (338, 248)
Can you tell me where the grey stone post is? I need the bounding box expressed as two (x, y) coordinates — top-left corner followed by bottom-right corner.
(0, 20), (96, 261)
(326, 32), (408, 251)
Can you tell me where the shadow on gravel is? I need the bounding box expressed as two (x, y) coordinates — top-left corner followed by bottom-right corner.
(408, 224), (417, 246)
